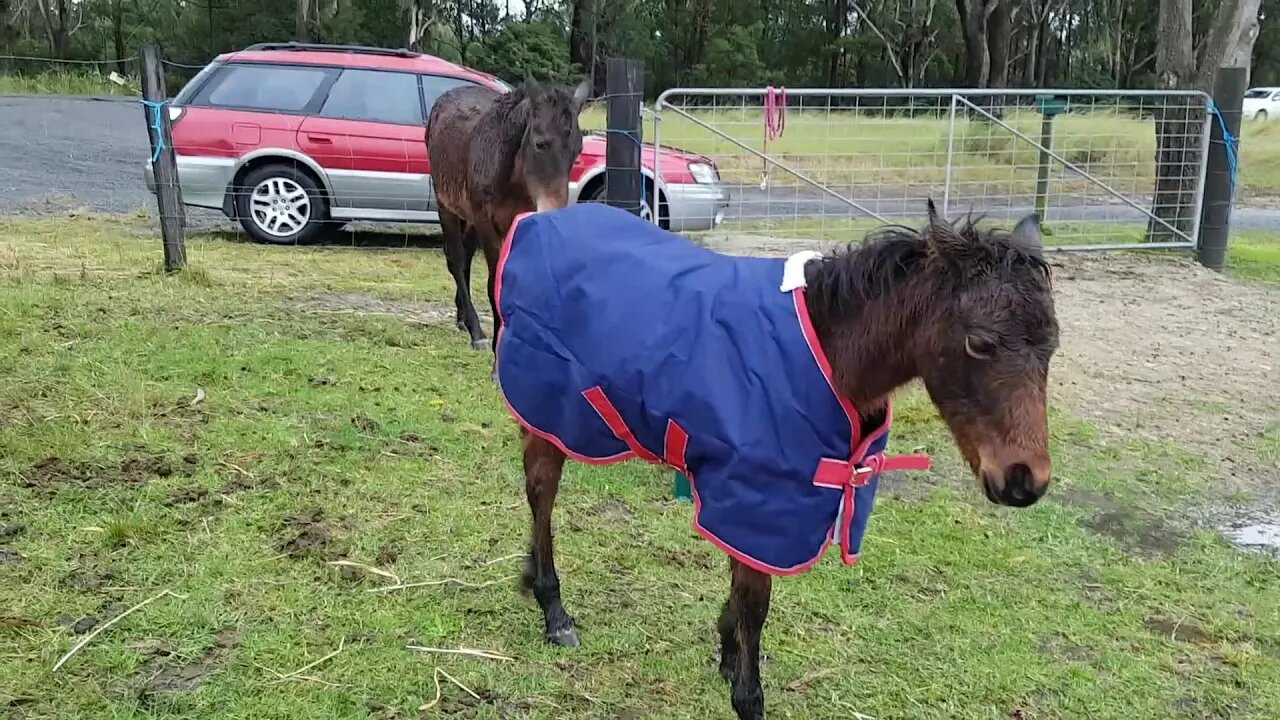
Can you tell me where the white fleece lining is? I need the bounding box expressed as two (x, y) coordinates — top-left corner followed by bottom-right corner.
(780, 251), (822, 292)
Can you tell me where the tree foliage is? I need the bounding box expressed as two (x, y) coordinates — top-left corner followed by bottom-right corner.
(1, 0), (1274, 92)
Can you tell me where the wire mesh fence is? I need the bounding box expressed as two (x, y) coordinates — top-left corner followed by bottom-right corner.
(2, 50), (1219, 286)
(652, 88), (1214, 251)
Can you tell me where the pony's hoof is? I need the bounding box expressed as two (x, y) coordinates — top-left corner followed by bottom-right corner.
(546, 626), (580, 648)
(471, 338), (490, 352)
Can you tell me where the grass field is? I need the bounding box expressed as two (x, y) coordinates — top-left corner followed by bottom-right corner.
(0, 71), (136, 96)
(588, 102), (1280, 200)
(2, 216), (1279, 719)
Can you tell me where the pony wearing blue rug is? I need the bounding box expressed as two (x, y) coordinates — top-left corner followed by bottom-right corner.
(495, 201), (1058, 720)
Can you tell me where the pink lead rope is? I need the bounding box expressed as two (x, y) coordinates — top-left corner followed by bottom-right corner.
(761, 85), (786, 189)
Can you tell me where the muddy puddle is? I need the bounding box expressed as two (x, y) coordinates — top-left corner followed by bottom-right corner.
(1221, 520), (1280, 554)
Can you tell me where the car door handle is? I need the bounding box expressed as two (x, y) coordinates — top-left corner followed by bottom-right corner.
(305, 134), (333, 144)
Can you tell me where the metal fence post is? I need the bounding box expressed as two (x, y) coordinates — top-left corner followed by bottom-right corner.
(942, 94), (958, 216)
(1196, 67), (1247, 271)
(140, 43), (186, 272)
(605, 58), (644, 216)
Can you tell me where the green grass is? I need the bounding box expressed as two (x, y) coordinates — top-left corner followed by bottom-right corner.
(0, 70), (137, 96)
(1230, 229), (1280, 283)
(2, 216), (1279, 719)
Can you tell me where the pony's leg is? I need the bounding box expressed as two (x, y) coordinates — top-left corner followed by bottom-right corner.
(441, 209), (487, 350)
(725, 558), (771, 720)
(717, 596), (737, 680)
(480, 226), (504, 376)
(520, 431), (579, 647)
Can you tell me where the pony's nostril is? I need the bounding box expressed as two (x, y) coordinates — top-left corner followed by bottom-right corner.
(1006, 463), (1034, 489)
(1000, 463), (1042, 507)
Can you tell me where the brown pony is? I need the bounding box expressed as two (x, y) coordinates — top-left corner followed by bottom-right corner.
(515, 203), (1059, 720)
(426, 77), (590, 353)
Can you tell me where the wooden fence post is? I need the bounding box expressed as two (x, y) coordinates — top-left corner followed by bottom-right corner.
(1197, 66), (1247, 272)
(140, 42), (187, 272)
(604, 58), (644, 216)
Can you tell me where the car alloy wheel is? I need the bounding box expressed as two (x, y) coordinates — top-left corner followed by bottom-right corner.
(250, 177), (312, 238)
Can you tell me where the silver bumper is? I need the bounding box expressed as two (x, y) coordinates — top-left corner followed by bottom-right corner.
(143, 156), (236, 212)
(664, 182), (730, 232)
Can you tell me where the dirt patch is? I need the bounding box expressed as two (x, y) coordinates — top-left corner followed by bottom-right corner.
(60, 555), (117, 592)
(0, 548), (22, 564)
(660, 546), (719, 570)
(165, 486), (209, 507)
(1143, 616), (1214, 645)
(69, 616), (100, 634)
(275, 507), (346, 561)
(22, 452), (183, 490)
(290, 292), (466, 327)
(351, 411), (382, 435)
(136, 627), (240, 705)
(0, 524), (23, 539)
(591, 498), (634, 521)
(1037, 633), (1098, 664)
(1044, 253), (1279, 493)
(376, 544), (401, 566)
(1059, 485), (1186, 557)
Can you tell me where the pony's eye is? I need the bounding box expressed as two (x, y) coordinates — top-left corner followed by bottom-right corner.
(965, 335), (996, 360)
(533, 139), (549, 151)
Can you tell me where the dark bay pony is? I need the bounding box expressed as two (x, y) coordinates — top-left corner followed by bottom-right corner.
(426, 77), (590, 352)
(497, 201), (1059, 720)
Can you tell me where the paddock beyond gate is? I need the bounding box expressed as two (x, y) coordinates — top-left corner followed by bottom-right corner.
(649, 87), (1218, 254)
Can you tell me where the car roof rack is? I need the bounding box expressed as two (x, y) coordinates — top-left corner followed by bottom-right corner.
(243, 42), (421, 59)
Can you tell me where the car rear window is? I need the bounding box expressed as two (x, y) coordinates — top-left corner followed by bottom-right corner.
(422, 74), (481, 115)
(205, 64), (329, 112)
(320, 69), (423, 125)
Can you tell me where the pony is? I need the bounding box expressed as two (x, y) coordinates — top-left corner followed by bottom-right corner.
(426, 77), (590, 353)
(492, 199), (1059, 719)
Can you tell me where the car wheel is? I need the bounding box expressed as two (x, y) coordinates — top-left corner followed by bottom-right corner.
(1256, 110), (1268, 123)
(583, 183), (665, 228)
(235, 164), (329, 245)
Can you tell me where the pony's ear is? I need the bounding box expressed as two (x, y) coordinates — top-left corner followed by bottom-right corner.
(571, 79), (591, 114)
(1010, 213), (1043, 252)
(926, 198), (946, 228)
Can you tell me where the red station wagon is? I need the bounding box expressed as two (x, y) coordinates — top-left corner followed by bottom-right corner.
(143, 42), (730, 244)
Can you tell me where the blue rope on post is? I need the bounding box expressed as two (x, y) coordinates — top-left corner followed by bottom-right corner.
(140, 99), (168, 163)
(602, 127), (649, 216)
(1206, 99), (1240, 194)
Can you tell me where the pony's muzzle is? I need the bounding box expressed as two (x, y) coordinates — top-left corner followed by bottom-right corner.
(980, 456), (1050, 508)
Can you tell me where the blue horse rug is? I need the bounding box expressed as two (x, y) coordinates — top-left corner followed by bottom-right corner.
(494, 203), (930, 575)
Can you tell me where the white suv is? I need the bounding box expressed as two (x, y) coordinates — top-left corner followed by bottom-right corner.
(1243, 87), (1280, 122)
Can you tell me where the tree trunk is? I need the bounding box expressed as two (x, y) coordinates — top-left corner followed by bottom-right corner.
(1148, 0), (1261, 242)
(296, 0), (311, 42)
(826, 0), (848, 87)
(112, 0), (126, 73)
(569, 0), (591, 75)
(987, 0), (1011, 88)
(955, 0), (994, 87)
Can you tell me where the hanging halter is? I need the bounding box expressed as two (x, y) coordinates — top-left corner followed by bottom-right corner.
(761, 85), (787, 190)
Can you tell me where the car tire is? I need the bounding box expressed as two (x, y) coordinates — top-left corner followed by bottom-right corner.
(1256, 110), (1268, 123)
(583, 182), (666, 229)
(234, 164), (330, 245)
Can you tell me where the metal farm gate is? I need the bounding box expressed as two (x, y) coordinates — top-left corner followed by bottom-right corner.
(650, 88), (1214, 252)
